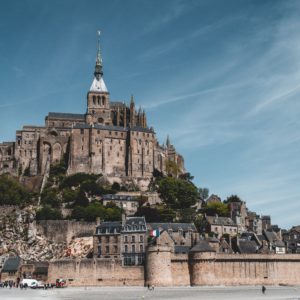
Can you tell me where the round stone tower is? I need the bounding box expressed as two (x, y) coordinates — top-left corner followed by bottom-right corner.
(146, 244), (173, 286)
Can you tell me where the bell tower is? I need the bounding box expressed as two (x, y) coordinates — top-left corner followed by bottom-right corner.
(86, 31), (112, 125)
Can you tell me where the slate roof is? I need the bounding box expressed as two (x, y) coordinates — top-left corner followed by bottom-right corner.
(1, 256), (21, 273)
(48, 112), (85, 120)
(110, 101), (125, 107)
(238, 240), (258, 254)
(34, 262), (49, 274)
(174, 245), (190, 253)
(264, 230), (277, 243)
(147, 223), (197, 232)
(206, 216), (236, 226)
(190, 240), (215, 252)
(74, 123), (127, 132)
(96, 221), (122, 234)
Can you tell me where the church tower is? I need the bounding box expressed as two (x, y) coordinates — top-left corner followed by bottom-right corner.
(86, 31), (112, 125)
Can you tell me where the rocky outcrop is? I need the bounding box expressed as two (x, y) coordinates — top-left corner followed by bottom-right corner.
(0, 206), (94, 261)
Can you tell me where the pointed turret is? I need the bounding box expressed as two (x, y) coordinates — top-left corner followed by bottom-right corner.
(86, 31), (111, 125)
(166, 135), (170, 148)
(90, 31), (108, 93)
(130, 95), (136, 127)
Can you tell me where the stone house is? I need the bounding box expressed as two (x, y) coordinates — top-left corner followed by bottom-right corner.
(246, 211), (263, 235)
(93, 216), (147, 265)
(21, 261), (49, 281)
(147, 223), (199, 247)
(203, 215), (238, 238)
(102, 194), (139, 215)
(283, 226), (300, 253)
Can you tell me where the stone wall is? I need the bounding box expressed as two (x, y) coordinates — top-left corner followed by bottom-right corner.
(48, 258), (144, 286)
(189, 252), (300, 286)
(36, 220), (95, 244)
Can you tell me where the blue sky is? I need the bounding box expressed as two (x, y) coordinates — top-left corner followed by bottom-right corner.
(1, 0), (300, 228)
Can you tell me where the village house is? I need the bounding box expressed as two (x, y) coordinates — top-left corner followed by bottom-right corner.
(203, 215), (238, 239)
(147, 222), (199, 247)
(283, 226), (300, 253)
(93, 216), (147, 265)
(102, 194), (139, 215)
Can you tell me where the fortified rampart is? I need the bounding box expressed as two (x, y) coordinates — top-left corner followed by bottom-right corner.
(36, 220), (95, 244)
(48, 258), (144, 286)
(48, 247), (300, 286)
(189, 252), (300, 286)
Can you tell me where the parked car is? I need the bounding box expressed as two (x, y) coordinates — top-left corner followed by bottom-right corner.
(55, 279), (67, 288)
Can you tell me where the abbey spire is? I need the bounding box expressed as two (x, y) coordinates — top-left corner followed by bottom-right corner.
(90, 31), (108, 93)
(94, 30), (103, 79)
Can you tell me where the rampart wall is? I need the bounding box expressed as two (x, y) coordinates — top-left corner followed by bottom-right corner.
(48, 258), (144, 286)
(36, 220), (95, 244)
(189, 252), (300, 286)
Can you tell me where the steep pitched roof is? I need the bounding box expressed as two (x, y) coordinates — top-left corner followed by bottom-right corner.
(47, 112), (85, 120)
(90, 77), (108, 93)
(1, 256), (21, 273)
(190, 240), (215, 252)
(147, 223), (197, 232)
(238, 240), (258, 254)
(96, 221), (122, 234)
(206, 216), (236, 226)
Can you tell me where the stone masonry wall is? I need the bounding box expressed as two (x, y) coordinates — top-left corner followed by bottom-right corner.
(36, 220), (95, 244)
(48, 258), (144, 286)
(190, 252), (300, 286)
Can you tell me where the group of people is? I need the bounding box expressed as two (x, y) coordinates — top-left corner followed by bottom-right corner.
(0, 280), (17, 288)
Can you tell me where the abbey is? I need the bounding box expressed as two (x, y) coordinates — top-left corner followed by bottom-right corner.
(0, 38), (184, 185)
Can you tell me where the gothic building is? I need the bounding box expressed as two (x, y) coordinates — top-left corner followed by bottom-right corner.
(0, 36), (185, 187)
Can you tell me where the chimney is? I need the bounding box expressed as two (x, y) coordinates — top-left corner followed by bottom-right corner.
(122, 213), (126, 226)
(96, 217), (101, 226)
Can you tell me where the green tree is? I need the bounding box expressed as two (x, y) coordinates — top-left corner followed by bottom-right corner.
(40, 189), (61, 208)
(204, 202), (229, 217)
(199, 187), (209, 200)
(224, 194), (242, 204)
(158, 177), (199, 209)
(73, 190), (89, 207)
(165, 160), (181, 178)
(36, 205), (62, 220)
(61, 188), (78, 203)
(0, 175), (31, 206)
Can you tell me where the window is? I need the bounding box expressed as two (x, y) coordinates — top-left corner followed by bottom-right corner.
(106, 236), (109, 243)
(140, 245), (143, 252)
(124, 236), (128, 243)
(80, 129), (84, 134)
(115, 131), (118, 136)
(105, 246), (109, 254)
(132, 236), (135, 243)
(132, 245), (135, 253)
(139, 235), (143, 242)
(124, 245), (128, 253)
(117, 152), (119, 157)
(97, 130), (100, 134)
(114, 245), (118, 253)
(93, 95), (96, 105)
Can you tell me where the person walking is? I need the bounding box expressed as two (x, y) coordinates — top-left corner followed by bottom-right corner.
(262, 285), (266, 294)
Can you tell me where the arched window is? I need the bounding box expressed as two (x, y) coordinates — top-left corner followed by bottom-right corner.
(102, 96), (105, 105)
(93, 95), (96, 105)
(124, 245), (128, 253)
(97, 96), (101, 105)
